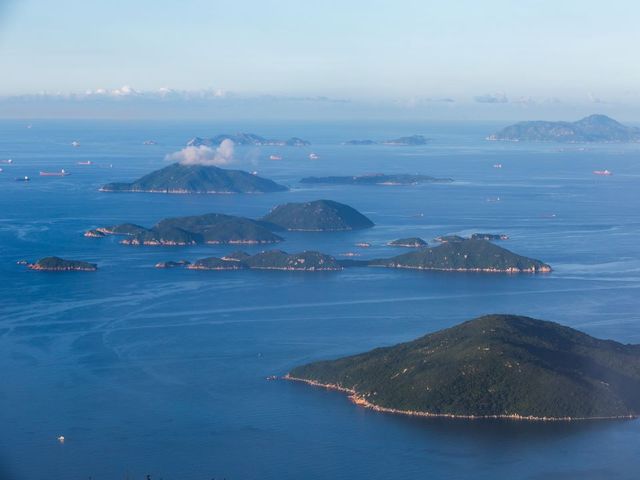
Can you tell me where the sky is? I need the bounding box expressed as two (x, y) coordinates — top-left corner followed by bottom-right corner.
(1, 0), (639, 119)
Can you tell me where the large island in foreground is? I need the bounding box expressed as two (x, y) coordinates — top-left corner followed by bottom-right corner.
(287, 314), (640, 420)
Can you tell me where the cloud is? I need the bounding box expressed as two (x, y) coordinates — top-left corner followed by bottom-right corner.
(474, 92), (508, 104)
(166, 139), (235, 166)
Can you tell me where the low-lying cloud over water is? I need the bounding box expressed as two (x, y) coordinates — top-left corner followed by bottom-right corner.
(166, 139), (235, 166)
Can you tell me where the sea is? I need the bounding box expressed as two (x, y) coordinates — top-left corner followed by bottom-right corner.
(1, 119), (639, 479)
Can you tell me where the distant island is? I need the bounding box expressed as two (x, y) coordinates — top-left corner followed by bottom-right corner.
(187, 133), (310, 147)
(487, 114), (640, 143)
(343, 135), (429, 146)
(86, 213), (283, 246)
(100, 163), (288, 194)
(435, 233), (508, 243)
(387, 237), (428, 248)
(287, 314), (640, 420)
(181, 250), (342, 271)
(370, 239), (550, 273)
(27, 256), (97, 272)
(300, 173), (453, 186)
(262, 199), (374, 231)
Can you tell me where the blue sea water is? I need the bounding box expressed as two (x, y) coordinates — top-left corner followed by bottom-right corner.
(1, 119), (640, 479)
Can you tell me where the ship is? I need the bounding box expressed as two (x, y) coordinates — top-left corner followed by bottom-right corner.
(309, 153), (320, 160)
(493, 163), (503, 168)
(593, 169), (612, 176)
(0, 159), (12, 164)
(269, 154), (283, 161)
(355, 242), (371, 248)
(77, 161), (93, 165)
(40, 169), (70, 177)
(71, 141), (80, 147)
(16, 176), (30, 182)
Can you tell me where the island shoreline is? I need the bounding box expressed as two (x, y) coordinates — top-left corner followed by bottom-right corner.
(283, 375), (635, 422)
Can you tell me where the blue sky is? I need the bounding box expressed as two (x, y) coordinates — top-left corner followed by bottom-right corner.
(1, 0), (639, 118)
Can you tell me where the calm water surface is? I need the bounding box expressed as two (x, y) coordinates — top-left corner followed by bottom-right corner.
(1, 120), (639, 479)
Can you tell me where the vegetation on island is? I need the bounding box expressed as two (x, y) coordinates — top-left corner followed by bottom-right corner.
(288, 314), (640, 420)
(262, 199), (374, 231)
(100, 163), (288, 194)
(487, 114), (640, 143)
(28, 257), (97, 271)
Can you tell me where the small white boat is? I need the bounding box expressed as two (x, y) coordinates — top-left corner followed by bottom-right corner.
(57, 436), (65, 444)
(40, 169), (70, 177)
(593, 169), (612, 176)
(269, 154), (282, 161)
(309, 153), (319, 160)
(71, 141), (80, 147)
(493, 163), (503, 168)
(77, 161), (93, 165)
(0, 159), (12, 164)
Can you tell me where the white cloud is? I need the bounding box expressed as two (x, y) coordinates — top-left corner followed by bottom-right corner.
(165, 139), (235, 166)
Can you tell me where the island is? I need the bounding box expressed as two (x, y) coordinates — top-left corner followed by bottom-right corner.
(286, 314), (640, 420)
(27, 257), (97, 271)
(186, 250), (342, 271)
(155, 260), (191, 269)
(342, 135), (430, 146)
(300, 173), (453, 186)
(99, 163), (288, 194)
(369, 239), (551, 273)
(262, 199), (374, 231)
(87, 213), (283, 246)
(342, 139), (377, 145)
(470, 233), (509, 241)
(187, 133), (310, 147)
(434, 235), (466, 243)
(487, 114), (640, 143)
(387, 237), (428, 248)
(381, 135), (429, 146)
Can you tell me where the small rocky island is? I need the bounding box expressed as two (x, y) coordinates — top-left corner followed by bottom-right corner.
(28, 257), (97, 271)
(184, 250), (342, 271)
(287, 314), (640, 420)
(435, 233), (508, 243)
(262, 199), (374, 231)
(187, 133), (310, 147)
(300, 173), (452, 186)
(100, 163), (288, 194)
(86, 213), (283, 246)
(387, 237), (428, 248)
(370, 239), (550, 273)
(343, 135), (429, 146)
(487, 114), (640, 143)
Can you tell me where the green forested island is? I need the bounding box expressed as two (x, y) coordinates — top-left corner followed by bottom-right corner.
(86, 213), (283, 246)
(100, 163), (288, 194)
(288, 314), (640, 420)
(186, 133), (310, 147)
(186, 250), (342, 271)
(300, 173), (452, 186)
(370, 239), (550, 272)
(387, 237), (428, 248)
(28, 257), (97, 271)
(262, 199), (374, 231)
(487, 114), (640, 143)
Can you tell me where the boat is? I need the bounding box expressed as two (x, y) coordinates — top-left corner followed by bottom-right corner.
(250, 170), (259, 175)
(40, 169), (70, 177)
(77, 161), (92, 165)
(355, 242), (371, 248)
(0, 168), (3, 172)
(0, 159), (12, 164)
(309, 153), (319, 160)
(593, 169), (612, 176)
(143, 140), (157, 145)
(16, 176), (30, 182)
(269, 154), (282, 161)
(57, 436), (65, 444)
(71, 141), (80, 147)
(339, 252), (361, 257)
(493, 163), (503, 168)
